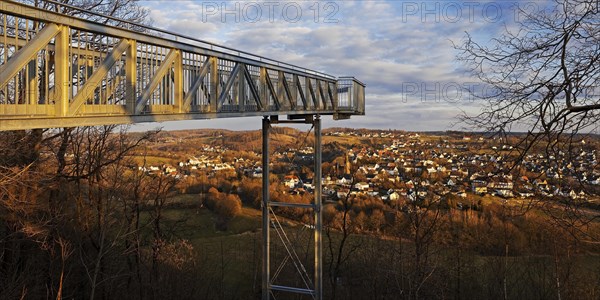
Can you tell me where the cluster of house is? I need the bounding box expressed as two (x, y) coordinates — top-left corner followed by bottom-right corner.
(326, 131), (396, 138)
(138, 165), (179, 176)
(138, 132), (598, 203)
(280, 136), (598, 202)
(137, 145), (237, 177)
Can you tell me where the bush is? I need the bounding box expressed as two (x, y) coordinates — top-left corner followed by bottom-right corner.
(204, 189), (242, 231)
(216, 194), (242, 223)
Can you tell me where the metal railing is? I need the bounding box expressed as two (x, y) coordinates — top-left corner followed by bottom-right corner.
(337, 77), (366, 115)
(0, 0), (365, 130)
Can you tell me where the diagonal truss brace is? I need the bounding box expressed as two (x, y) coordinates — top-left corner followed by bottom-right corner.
(307, 79), (319, 109)
(241, 64), (264, 110)
(217, 63), (241, 107)
(280, 72), (296, 110)
(318, 81), (327, 109)
(135, 49), (179, 113)
(0, 23), (60, 90)
(269, 207), (314, 295)
(327, 82), (336, 110)
(69, 39), (131, 115)
(183, 57), (212, 109)
(295, 75), (308, 110)
(264, 71), (281, 110)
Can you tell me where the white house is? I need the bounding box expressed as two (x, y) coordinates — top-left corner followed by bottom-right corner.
(284, 175), (300, 189)
(354, 182), (370, 191)
(336, 176), (353, 186)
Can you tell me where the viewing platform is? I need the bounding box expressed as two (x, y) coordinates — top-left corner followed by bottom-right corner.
(0, 0), (364, 131)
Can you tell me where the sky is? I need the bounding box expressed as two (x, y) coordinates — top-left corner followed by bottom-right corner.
(133, 0), (549, 132)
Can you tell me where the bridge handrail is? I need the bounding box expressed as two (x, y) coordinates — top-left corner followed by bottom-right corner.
(0, 0), (365, 130)
(1, 0), (336, 81)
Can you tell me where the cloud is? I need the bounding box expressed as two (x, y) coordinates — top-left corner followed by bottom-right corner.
(137, 0), (531, 131)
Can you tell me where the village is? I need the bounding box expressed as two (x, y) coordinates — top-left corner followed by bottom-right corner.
(138, 129), (600, 206)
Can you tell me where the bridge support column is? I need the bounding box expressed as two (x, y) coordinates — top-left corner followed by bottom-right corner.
(262, 116), (271, 300)
(262, 115), (323, 300)
(313, 116), (323, 300)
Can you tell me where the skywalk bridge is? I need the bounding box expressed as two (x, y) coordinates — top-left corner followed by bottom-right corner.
(0, 0), (364, 130)
(0, 1), (365, 299)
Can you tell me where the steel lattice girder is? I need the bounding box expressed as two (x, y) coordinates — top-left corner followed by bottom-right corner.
(0, 0), (365, 130)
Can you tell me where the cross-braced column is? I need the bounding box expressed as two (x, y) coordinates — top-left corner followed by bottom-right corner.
(313, 116), (323, 299)
(262, 116), (271, 300)
(262, 115), (323, 300)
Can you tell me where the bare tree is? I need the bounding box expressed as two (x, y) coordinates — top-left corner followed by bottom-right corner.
(324, 192), (356, 300)
(455, 0), (600, 165)
(401, 196), (443, 300)
(455, 5), (600, 288)
(20, 0), (149, 27)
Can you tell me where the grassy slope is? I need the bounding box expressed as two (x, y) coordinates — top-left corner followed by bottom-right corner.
(143, 194), (600, 298)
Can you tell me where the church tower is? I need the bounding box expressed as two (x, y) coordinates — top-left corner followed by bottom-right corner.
(345, 152), (352, 175)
